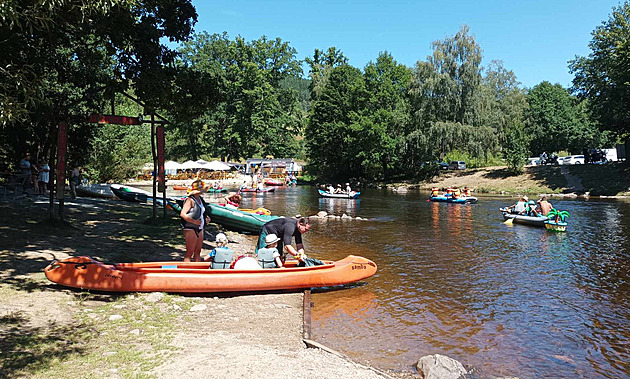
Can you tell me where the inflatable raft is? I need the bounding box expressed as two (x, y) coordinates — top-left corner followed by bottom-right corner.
(111, 184), (178, 208)
(239, 187), (275, 193)
(318, 190), (361, 199)
(429, 195), (478, 204)
(44, 255), (377, 293)
(501, 212), (547, 227)
(172, 185), (226, 193)
(204, 203), (279, 233)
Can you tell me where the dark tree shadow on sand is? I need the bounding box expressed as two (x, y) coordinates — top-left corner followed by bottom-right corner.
(0, 312), (94, 377)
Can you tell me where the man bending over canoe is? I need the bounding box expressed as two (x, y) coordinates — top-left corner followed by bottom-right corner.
(257, 217), (311, 263)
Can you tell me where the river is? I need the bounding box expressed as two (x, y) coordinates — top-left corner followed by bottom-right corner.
(233, 186), (630, 378)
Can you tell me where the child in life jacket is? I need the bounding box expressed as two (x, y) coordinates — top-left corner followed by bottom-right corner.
(431, 187), (440, 197)
(256, 233), (283, 268)
(203, 233), (234, 269)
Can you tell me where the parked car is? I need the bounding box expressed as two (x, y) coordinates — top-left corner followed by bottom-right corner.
(448, 161), (466, 170)
(526, 157), (541, 166)
(562, 155), (585, 165)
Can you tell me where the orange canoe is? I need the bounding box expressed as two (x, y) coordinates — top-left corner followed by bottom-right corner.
(44, 255), (377, 293)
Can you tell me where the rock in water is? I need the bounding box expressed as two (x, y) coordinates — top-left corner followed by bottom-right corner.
(416, 354), (468, 379)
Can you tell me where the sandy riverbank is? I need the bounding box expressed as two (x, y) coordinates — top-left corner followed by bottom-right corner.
(380, 164), (630, 197)
(0, 196), (397, 378)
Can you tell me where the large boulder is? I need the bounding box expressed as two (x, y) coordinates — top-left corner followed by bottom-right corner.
(416, 354), (470, 379)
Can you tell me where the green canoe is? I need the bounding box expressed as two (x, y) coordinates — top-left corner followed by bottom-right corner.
(205, 204), (279, 234)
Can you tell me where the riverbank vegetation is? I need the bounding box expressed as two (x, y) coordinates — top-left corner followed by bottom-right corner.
(1, 1), (628, 184)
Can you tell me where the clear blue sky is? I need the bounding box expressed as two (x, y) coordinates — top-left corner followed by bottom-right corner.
(190, 0), (620, 88)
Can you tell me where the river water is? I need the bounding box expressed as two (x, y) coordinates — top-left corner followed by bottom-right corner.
(231, 186), (630, 378)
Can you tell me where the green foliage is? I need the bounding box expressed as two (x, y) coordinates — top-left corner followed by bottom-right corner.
(88, 124), (152, 182)
(175, 32), (304, 161)
(0, 0), (198, 173)
(525, 82), (605, 155)
(570, 1), (630, 136)
(503, 120), (530, 174)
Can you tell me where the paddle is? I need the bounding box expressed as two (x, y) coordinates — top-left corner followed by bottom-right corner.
(500, 207), (514, 224)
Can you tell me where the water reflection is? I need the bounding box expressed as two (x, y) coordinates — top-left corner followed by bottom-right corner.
(318, 197), (361, 217)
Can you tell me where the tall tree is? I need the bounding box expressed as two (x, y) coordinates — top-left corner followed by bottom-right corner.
(0, 0), (198, 171)
(569, 1), (630, 136)
(526, 81), (603, 154)
(176, 32), (303, 161)
(306, 64), (366, 179)
(427, 25), (483, 125)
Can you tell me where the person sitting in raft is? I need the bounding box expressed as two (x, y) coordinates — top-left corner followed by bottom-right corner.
(505, 196), (528, 214)
(453, 187), (461, 198)
(430, 187), (440, 197)
(257, 233), (283, 268)
(179, 179), (211, 262)
(334, 184), (344, 194)
(219, 192), (241, 209)
(521, 200), (539, 216)
(257, 217), (311, 264)
(239, 181), (248, 192)
(203, 233), (234, 269)
(345, 183), (352, 193)
(256, 180), (265, 191)
(463, 187), (472, 196)
(445, 187), (454, 198)
(537, 196), (553, 216)
(327, 184), (335, 194)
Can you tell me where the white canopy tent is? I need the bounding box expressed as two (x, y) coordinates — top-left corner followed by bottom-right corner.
(205, 160), (231, 171)
(179, 160), (204, 170)
(164, 160), (181, 175)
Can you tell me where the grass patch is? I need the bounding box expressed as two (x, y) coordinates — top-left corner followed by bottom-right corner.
(3, 291), (198, 379)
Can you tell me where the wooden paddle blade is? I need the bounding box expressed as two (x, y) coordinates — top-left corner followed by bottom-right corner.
(504, 217), (514, 225)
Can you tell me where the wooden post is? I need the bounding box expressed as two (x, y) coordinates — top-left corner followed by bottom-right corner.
(156, 123), (166, 217)
(303, 289), (312, 340)
(56, 121), (67, 220)
(151, 114), (157, 220)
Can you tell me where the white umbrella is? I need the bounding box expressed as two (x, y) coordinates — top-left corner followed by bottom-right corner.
(205, 160), (231, 171)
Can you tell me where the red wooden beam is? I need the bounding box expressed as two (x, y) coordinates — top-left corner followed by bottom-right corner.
(87, 114), (142, 125)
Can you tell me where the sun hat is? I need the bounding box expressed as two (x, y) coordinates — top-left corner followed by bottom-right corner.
(187, 179), (208, 195)
(528, 200), (536, 205)
(522, 195), (529, 201)
(265, 233), (280, 245)
(215, 233), (228, 243)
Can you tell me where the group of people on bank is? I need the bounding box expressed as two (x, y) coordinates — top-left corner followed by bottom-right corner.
(504, 195), (553, 217)
(179, 179), (312, 268)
